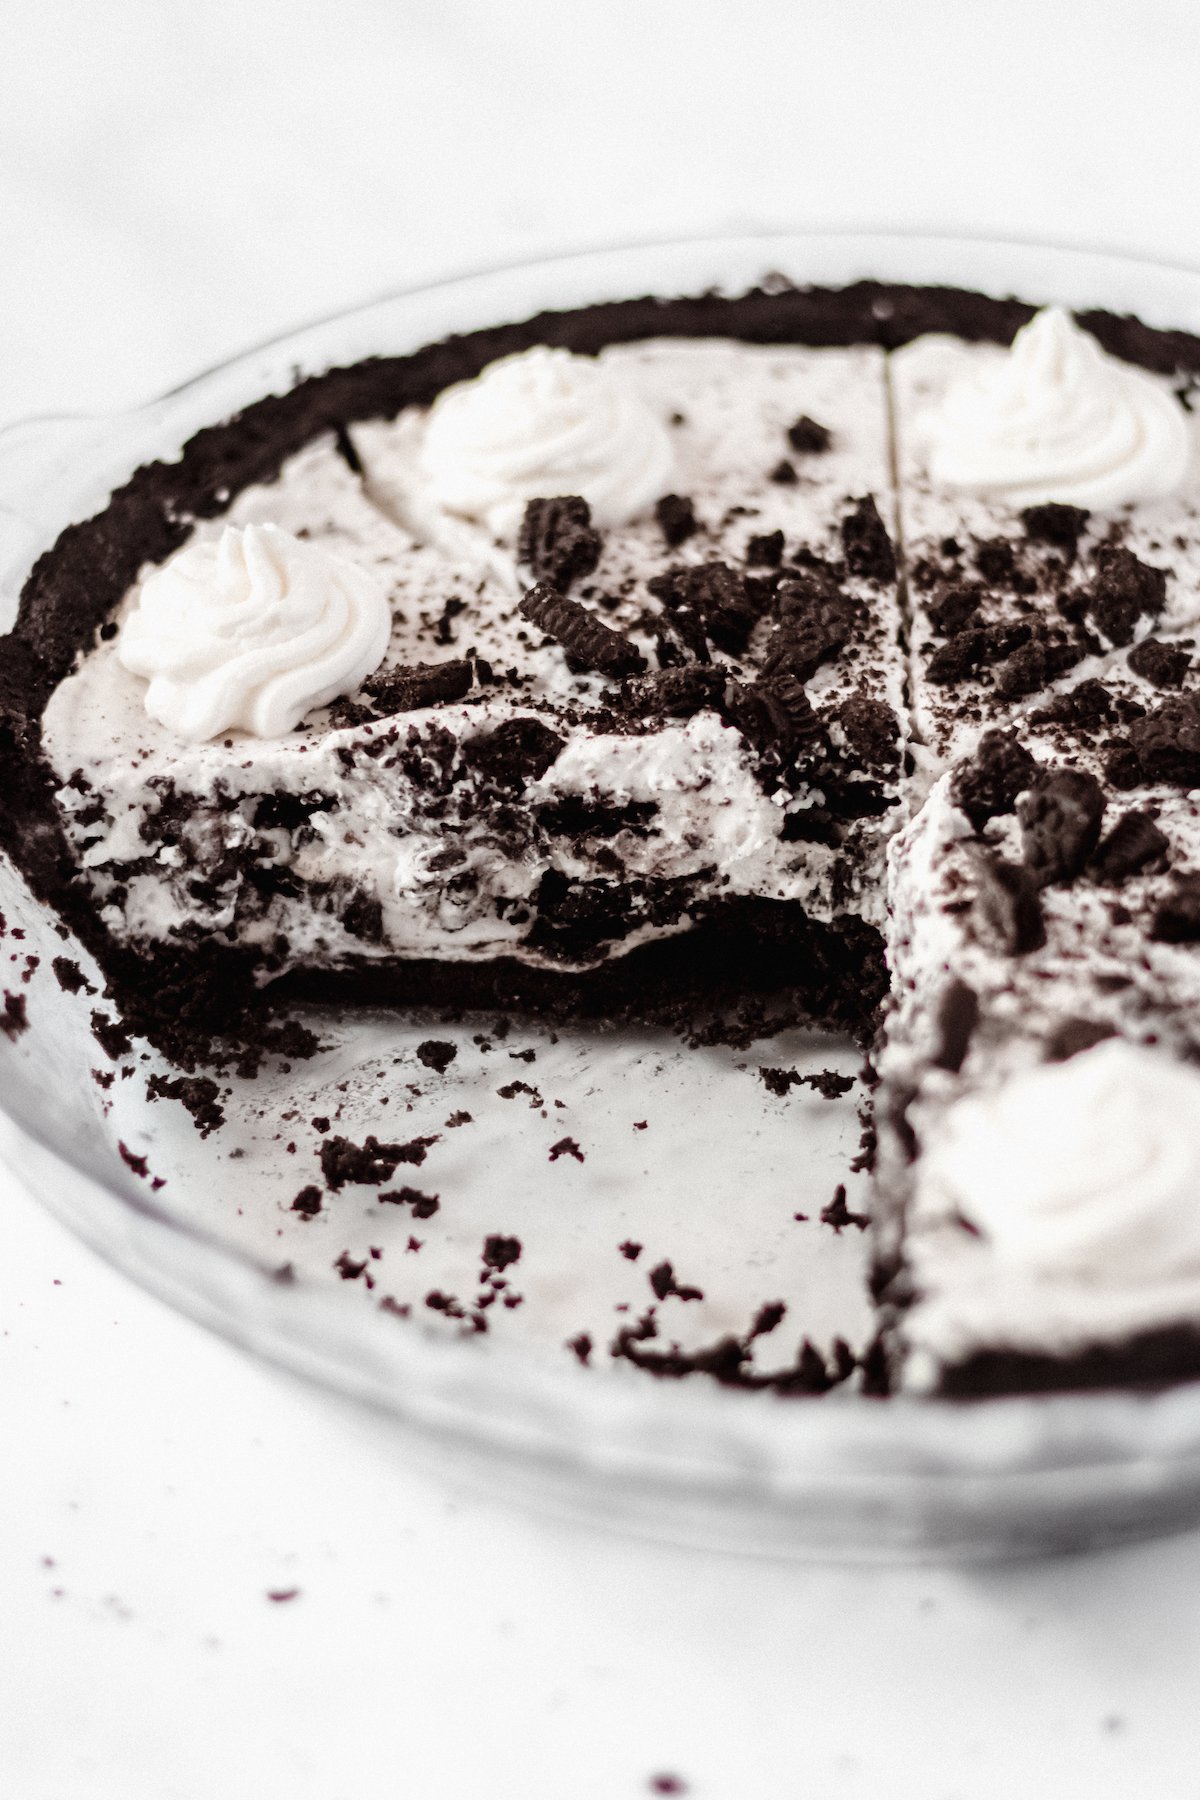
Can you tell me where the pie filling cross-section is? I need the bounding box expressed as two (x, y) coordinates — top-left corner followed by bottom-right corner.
(7, 280), (1200, 1396)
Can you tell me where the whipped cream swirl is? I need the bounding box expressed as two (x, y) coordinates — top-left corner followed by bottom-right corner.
(417, 345), (676, 538)
(921, 1042), (1200, 1282)
(116, 523), (391, 742)
(922, 307), (1189, 509)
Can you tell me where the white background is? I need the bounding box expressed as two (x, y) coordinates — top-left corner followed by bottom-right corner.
(6, 4), (1200, 1794)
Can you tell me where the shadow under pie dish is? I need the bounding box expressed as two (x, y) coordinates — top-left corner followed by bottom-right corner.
(7, 248), (1200, 1422)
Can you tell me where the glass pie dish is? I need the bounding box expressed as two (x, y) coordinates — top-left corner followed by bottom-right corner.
(7, 231), (1200, 1563)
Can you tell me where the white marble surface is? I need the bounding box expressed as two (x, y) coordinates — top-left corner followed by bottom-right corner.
(7, 3), (1200, 1794)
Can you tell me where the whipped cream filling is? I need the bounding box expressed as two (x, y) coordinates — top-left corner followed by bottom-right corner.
(917, 307), (1189, 510)
(50, 677), (868, 971)
(116, 523), (392, 742)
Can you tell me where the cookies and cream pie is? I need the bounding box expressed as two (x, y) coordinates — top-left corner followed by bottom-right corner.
(7, 278), (1200, 1394)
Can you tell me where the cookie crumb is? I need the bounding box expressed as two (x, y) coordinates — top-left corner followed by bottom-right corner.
(821, 1184), (869, 1232)
(787, 415), (831, 454)
(654, 493), (699, 548)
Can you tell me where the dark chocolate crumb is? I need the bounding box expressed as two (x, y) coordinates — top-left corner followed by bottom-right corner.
(117, 1142), (149, 1179)
(820, 1184), (869, 1232)
(378, 1186), (440, 1218)
(759, 1065), (802, 1097)
(1030, 678), (1116, 731)
(519, 582), (646, 676)
(805, 1068), (855, 1099)
(51, 956), (92, 995)
(1127, 694), (1200, 786)
(1128, 637), (1192, 689)
(1045, 1018), (1117, 1062)
(926, 618), (1034, 686)
(1151, 874), (1200, 942)
(840, 495), (896, 584)
(482, 1234), (522, 1271)
(1104, 740), (1143, 789)
(786, 415), (831, 454)
(768, 458), (798, 485)
(971, 850), (1047, 955)
(974, 538), (1025, 588)
(1021, 502), (1090, 557)
(745, 529), (784, 567)
(926, 631), (985, 686)
(724, 673), (823, 759)
(925, 586), (982, 639)
(566, 1332), (593, 1365)
(463, 716), (565, 787)
(548, 1136), (584, 1162)
(648, 1260), (704, 1302)
(611, 1313), (847, 1397)
(416, 1039), (457, 1074)
(619, 1240), (643, 1261)
(290, 1185), (323, 1217)
(319, 1133), (438, 1190)
(91, 1010), (133, 1060)
(767, 575), (859, 674)
(1018, 768), (1105, 886)
(648, 561), (763, 658)
(654, 493), (699, 548)
(832, 693), (901, 772)
(517, 496), (602, 591)
(145, 1072), (225, 1137)
(952, 730), (1039, 832)
(424, 1289), (466, 1318)
(341, 892), (384, 944)
(360, 658), (473, 718)
(496, 1079), (541, 1104)
(334, 1251), (367, 1281)
(1, 991), (28, 1039)
(1090, 810), (1170, 883)
(993, 631), (1081, 700)
(933, 980), (979, 1074)
(615, 665), (725, 722)
(1088, 545), (1168, 647)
